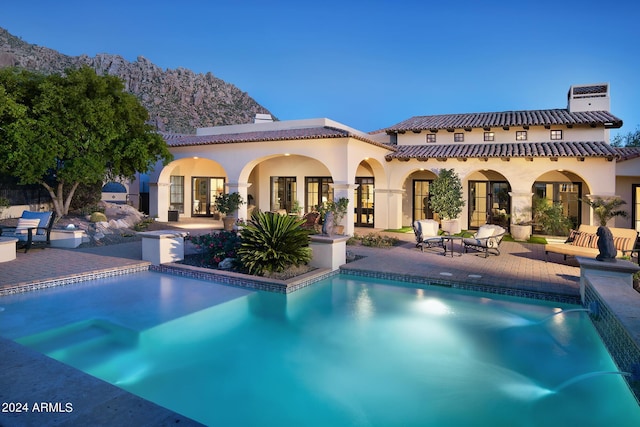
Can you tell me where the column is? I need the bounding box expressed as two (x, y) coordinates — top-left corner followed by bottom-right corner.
(151, 182), (171, 222)
(331, 183), (358, 236)
(374, 188), (404, 230)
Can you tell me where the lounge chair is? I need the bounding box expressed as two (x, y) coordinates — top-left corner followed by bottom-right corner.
(463, 224), (506, 257)
(413, 219), (443, 252)
(0, 210), (56, 253)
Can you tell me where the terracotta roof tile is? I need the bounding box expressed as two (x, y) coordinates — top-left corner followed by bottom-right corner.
(161, 127), (395, 151)
(379, 109), (623, 133)
(614, 147), (640, 161)
(384, 141), (619, 161)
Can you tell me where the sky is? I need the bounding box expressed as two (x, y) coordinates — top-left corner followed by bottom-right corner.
(2, 0), (639, 138)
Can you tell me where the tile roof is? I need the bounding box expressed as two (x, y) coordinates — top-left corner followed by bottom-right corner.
(384, 141), (619, 161)
(614, 146), (640, 161)
(380, 109), (623, 133)
(161, 127), (394, 151)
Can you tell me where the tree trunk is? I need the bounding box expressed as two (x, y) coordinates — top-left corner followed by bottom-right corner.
(40, 180), (80, 219)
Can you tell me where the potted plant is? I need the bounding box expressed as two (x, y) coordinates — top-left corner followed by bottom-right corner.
(326, 197), (349, 234)
(214, 192), (245, 231)
(581, 196), (628, 226)
(429, 169), (465, 234)
(510, 207), (533, 241)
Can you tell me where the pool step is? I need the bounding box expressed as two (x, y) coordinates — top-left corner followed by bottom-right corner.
(17, 319), (139, 355)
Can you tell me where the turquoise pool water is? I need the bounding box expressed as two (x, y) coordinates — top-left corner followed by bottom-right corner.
(1, 271), (639, 426)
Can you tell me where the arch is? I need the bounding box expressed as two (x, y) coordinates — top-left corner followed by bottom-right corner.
(152, 157), (229, 220)
(531, 168), (593, 230)
(236, 153), (334, 217)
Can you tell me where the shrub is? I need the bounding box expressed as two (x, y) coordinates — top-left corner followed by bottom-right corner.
(237, 211), (312, 275)
(89, 211), (107, 222)
(348, 233), (399, 248)
(188, 231), (241, 266)
(532, 196), (573, 235)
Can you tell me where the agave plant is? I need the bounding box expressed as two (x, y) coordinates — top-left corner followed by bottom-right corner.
(237, 211), (312, 276)
(581, 196), (628, 226)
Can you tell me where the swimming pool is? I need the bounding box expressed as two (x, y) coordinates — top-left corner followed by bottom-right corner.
(1, 271), (639, 426)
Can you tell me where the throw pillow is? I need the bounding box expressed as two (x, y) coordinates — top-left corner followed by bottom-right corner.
(14, 218), (40, 235)
(565, 229), (579, 244)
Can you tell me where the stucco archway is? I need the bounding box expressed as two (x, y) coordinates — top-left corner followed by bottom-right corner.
(152, 157), (228, 221)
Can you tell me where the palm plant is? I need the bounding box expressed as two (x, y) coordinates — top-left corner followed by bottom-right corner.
(237, 211), (312, 276)
(581, 196), (628, 226)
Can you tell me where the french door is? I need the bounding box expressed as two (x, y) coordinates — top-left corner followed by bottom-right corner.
(468, 181), (510, 229)
(192, 177), (225, 216)
(413, 179), (433, 222)
(354, 177), (374, 227)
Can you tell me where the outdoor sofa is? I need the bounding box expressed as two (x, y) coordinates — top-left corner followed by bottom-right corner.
(544, 224), (638, 262)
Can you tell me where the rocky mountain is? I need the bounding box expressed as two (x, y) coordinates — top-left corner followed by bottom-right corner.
(0, 27), (274, 134)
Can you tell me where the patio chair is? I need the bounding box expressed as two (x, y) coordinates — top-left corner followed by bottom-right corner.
(0, 210), (56, 253)
(463, 224), (506, 258)
(301, 211), (320, 231)
(413, 219), (443, 252)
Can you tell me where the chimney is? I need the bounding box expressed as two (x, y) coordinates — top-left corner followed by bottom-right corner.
(567, 83), (610, 112)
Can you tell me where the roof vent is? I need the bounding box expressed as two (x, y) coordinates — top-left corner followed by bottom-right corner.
(254, 113), (273, 123)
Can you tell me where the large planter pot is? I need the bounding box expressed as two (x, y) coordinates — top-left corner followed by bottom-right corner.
(222, 216), (236, 232)
(510, 224), (531, 241)
(441, 219), (460, 235)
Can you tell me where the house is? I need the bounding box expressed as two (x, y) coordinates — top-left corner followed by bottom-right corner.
(146, 83), (640, 235)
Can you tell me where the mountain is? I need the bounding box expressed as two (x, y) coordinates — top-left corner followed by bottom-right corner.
(0, 27), (274, 134)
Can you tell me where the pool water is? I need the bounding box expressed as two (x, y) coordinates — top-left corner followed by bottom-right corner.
(1, 272), (639, 426)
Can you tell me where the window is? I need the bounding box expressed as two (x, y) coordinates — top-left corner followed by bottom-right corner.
(454, 133), (464, 142)
(516, 131), (527, 141)
(305, 177), (333, 213)
(169, 176), (184, 213)
(550, 130), (563, 140)
(426, 134), (436, 143)
(484, 132), (495, 141)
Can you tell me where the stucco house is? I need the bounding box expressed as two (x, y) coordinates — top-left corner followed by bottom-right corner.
(146, 83), (640, 235)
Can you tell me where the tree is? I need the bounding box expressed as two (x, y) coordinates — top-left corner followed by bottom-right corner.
(611, 127), (640, 147)
(0, 66), (173, 218)
(429, 168), (465, 220)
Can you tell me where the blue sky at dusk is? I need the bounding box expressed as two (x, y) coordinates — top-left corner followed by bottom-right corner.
(2, 0), (639, 138)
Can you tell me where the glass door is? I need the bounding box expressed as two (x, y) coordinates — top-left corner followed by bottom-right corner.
(354, 177), (374, 227)
(192, 177), (225, 216)
(413, 179), (433, 222)
(469, 181), (510, 229)
(270, 177), (297, 213)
